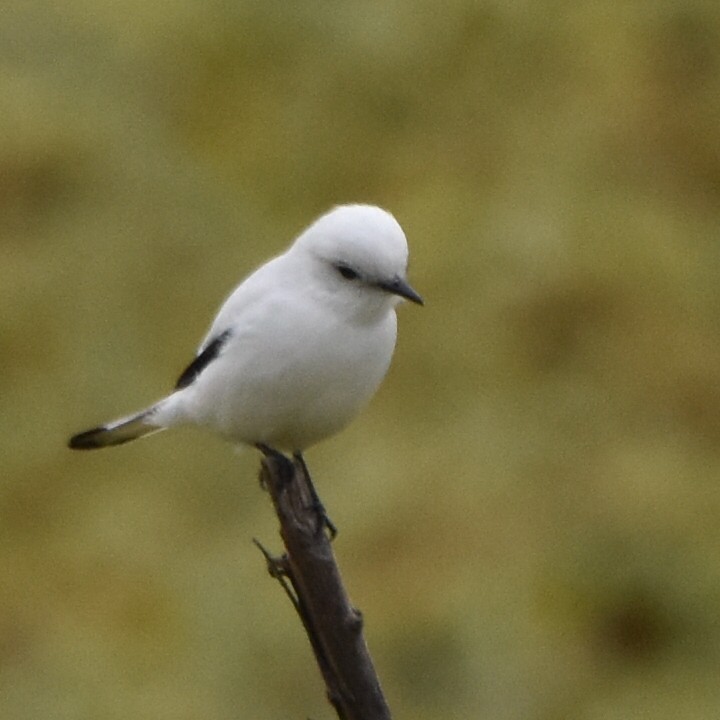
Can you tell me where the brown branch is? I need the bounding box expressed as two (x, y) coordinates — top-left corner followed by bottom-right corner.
(255, 452), (392, 720)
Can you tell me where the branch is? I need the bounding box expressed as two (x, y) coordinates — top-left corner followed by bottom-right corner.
(255, 452), (392, 720)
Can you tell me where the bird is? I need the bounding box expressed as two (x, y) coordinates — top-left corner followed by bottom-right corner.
(68, 204), (423, 458)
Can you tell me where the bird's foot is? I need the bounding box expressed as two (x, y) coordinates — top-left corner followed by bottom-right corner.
(256, 443), (295, 490)
(256, 445), (337, 539)
(312, 498), (338, 540)
(293, 452), (337, 540)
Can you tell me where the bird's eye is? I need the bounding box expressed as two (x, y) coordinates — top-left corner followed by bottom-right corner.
(336, 264), (359, 281)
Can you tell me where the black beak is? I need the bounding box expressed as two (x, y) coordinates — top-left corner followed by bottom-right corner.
(377, 276), (424, 305)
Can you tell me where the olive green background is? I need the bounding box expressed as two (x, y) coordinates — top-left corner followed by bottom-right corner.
(3, 2), (720, 719)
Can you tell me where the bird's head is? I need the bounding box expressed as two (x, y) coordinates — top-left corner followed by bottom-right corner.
(290, 204), (423, 319)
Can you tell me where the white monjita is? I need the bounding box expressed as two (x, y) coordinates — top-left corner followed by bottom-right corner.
(69, 204), (423, 454)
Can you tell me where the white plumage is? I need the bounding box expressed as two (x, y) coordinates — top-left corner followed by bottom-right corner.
(69, 204), (422, 453)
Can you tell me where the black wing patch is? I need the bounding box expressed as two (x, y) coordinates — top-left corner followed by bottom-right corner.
(174, 330), (232, 390)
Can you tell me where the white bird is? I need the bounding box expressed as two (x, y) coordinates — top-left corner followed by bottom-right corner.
(68, 204), (422, 456)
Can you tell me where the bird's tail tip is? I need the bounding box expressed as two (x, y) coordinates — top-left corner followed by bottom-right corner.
(68, 410), (163, 450)
(68, 426), (112, 450)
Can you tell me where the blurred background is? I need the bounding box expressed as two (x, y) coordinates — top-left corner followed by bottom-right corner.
(3, 1), (720, 718)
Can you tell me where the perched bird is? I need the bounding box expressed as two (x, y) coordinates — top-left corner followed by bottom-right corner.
(68, 204), (423, 456)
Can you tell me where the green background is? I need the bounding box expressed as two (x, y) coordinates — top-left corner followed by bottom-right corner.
(3, 2), (720, 718)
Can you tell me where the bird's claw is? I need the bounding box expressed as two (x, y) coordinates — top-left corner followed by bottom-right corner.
(313, 500), (338, 540)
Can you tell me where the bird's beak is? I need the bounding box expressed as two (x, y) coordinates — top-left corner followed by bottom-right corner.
(378, 276), (424, 305)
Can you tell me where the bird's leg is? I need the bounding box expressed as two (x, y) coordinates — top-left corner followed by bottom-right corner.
(255, 443), (295, 491)
(293, 452), (337, 540)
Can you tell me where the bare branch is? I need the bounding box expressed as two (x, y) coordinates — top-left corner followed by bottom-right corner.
(256, 453), (392, 720)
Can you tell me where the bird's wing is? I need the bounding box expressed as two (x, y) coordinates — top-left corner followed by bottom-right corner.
(175, 254), (287, 391)
(174, 329), (232, 390)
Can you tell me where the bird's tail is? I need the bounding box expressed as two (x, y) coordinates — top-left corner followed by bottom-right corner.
(68, 406), (165, 450)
